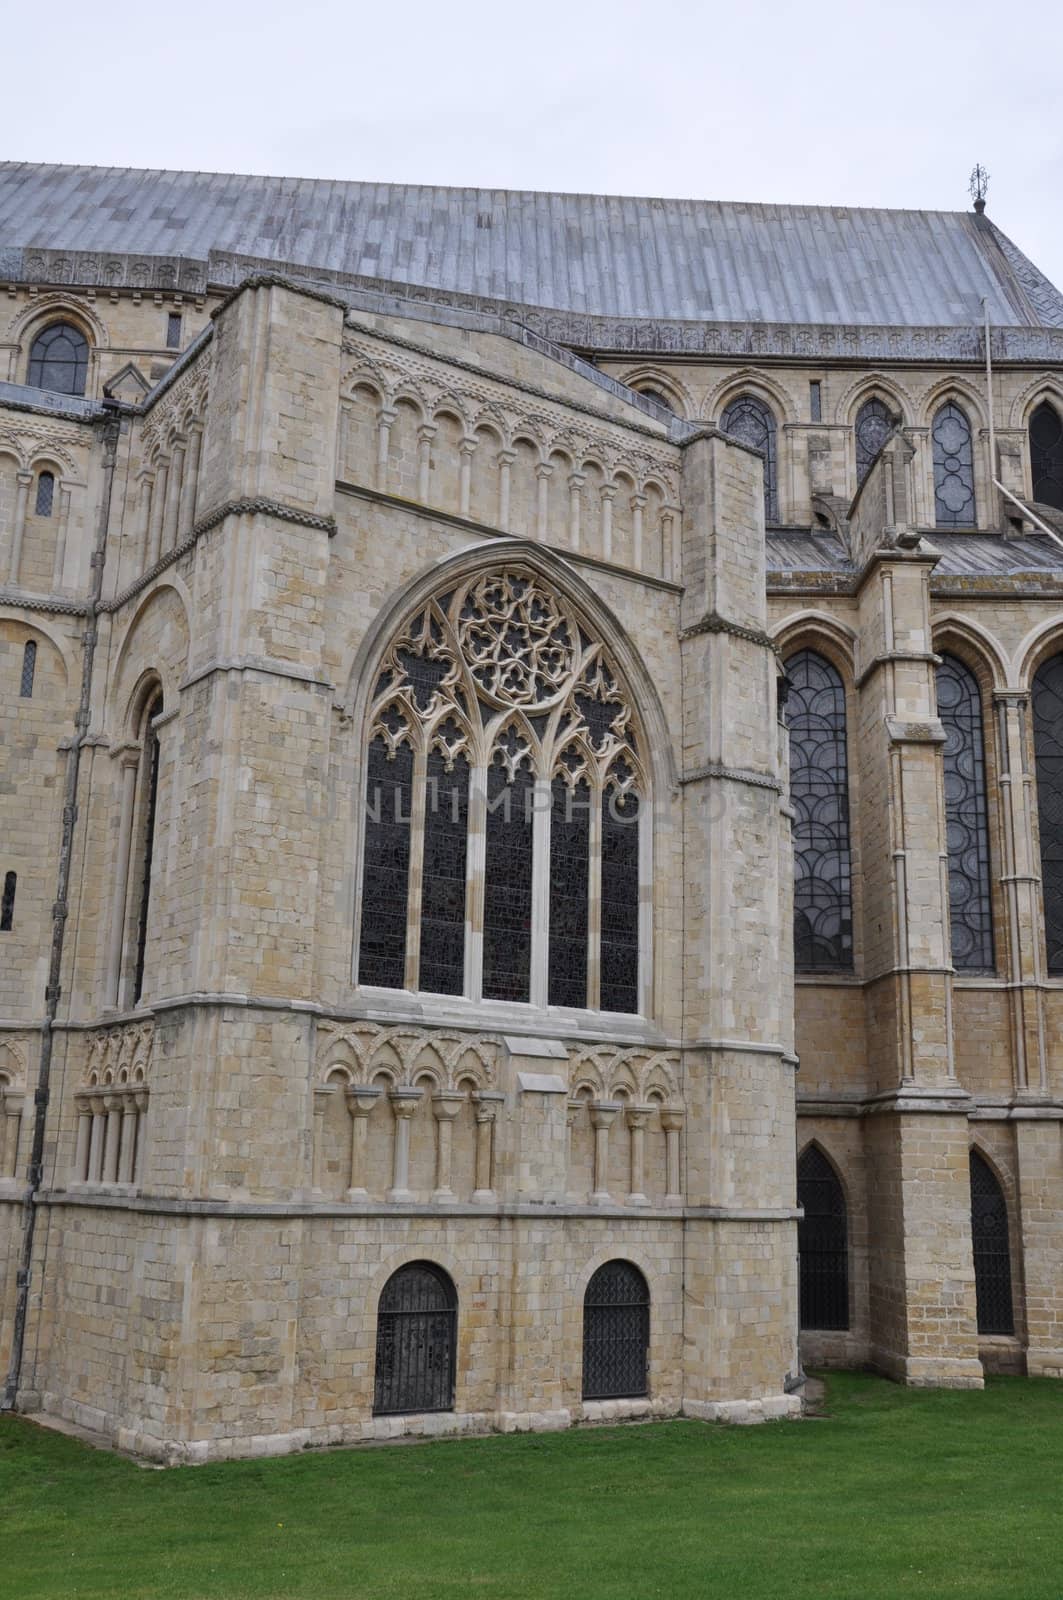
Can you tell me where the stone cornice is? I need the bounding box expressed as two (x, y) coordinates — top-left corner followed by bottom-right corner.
(680, 763), (783, 794)
(679, 611), (778, 650)
(192, 496), (338, 538)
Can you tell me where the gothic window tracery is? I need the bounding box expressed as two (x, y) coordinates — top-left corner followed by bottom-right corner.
(932, 402), (976, 528)
(720, 394), (778, 523)
(1032, 653), (1063, 973)
(854, 397), (894, 488)
(27, 322), (89, 396)
(1029, 400), (1063, 510)
(936, 655), (994, 971)
(359, 569), (646, 1014)
(786, 649), (854, 971)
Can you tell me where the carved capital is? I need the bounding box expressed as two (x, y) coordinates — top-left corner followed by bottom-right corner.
(346, 1085), (382, 1119)
(589, 1100), (621, 1130)
(659, 1106), (685, 1133)
(431, 1091), (465, 1122)
(388, 1088), (422, 1119)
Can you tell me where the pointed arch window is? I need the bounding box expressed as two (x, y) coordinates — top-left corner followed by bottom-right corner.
(358, 569), (647, 1014)
(969, 1151), (1014, 1335)
(786, 649), (854, 971)
(855, 397), (894, 488)
(132, 694), (164, 1004)
(720, 394), (777, 523)
(932, 402), (976, 528)
(27, 322), (89, 397)
(937, 655), (994, 971)
(1030, 401), (1063, 510)
(1032, 653), (1063, 972)
(797, 1146), (849, 1331)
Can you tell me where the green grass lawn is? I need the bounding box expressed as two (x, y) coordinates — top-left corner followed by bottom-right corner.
(2, 1373), (1062, 1600)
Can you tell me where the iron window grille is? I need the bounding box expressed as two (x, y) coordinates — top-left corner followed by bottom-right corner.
(797, 1146), (849, 1331)
(969, 1151), (1015, 1336)
(720, 394), (778, 523)
(936, 655), (994, 971)
(27, 322), (89, 396)
(373, 1262), (457, 1416)
(1032, 654), (1063, 973)
(786, 649), (854, 971)
(582, 1260), (650, 1400)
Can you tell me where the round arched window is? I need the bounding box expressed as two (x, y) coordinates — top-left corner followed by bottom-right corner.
(373, 1261), (457, 1415)
(582, 1260), (649, 1400)
(27, 322), (89, 396)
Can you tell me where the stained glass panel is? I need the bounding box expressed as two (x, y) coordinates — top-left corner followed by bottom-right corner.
(855, 397), (893, 487)
(970, 1152), (1014, 1335)
(483, 762), (534, 1002)
(1030, 401), (1063, 510)
(937, 654), (994, 970)
(932, 403), (976, 528)
(600, 786), (640, 1013)
(419, 750), (469, 996)
(549, 776), (590, 1008)
(787, 649), (854, 971)
(797, 1146), (849, 1331)
(720, 394), (777, 523)
(1033, 653), (1063, 972)
(359, 736), (414, 988)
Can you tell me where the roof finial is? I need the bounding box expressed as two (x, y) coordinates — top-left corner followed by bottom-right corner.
(969, 163), (990, 214)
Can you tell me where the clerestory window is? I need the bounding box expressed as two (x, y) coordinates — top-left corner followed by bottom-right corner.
(357, 568), (646, 1014)
(720, 394), (778, 523)
(27, 322), (89, 396)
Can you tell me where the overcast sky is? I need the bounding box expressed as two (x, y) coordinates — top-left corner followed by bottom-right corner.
(5, 0), (1063, 290)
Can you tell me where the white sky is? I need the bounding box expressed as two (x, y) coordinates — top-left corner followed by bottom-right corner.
(5, 0), (1063, 291)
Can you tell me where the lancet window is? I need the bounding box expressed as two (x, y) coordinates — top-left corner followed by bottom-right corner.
(720, 394), (777, 523)
(936, 654), (994, 971)
(1029, 401), (1063, 510)
(932, 402), (976, 528)
(358, 568), (646, 1014)
(855, 397), (894, 488)
(1032, 653), (1063, 973)
(786, 649), (854, 972)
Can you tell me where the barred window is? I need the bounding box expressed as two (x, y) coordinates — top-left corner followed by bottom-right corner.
(20, 641), (37, 699)
(0, 871), (15, 932)
(1030, 401), (1063, 511)
(35, 471), (55, 518)
(932, 402), (976, 528)
(937, 655), (994, 970)
(582, 1260), (649, 1401)
(1032, 653), (1063, 972)
(855, 397), (894, 487)
(720, 394), (777, 523)
(798, 1146), (849, 1331)
(787, 649), (854, 971)
(358, 568), (646, 1014)
(27, 322), (89, 396)
(373, 1262), (457, 1415)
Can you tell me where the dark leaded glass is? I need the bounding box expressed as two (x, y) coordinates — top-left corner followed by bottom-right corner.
(20, 641), (36, 699)
(932, 403), (976, 528)
(970, 1151), (1014, 1335)
(798, 1146), (849, 1331)
(600, 787), (640, 1013)
(0, 871), (15, 933)
(937, 655), (994, 971)
(483, 761), (534, 1002)
(419, 750), (469, 996)
(34, 472), (54, 518)
(721, 394), (777, 523)
(1030, 401), (1063, 510)
(549, 777), (590, 1008)
(359, 735), (414, 988)
(373, 1262), (457, 1415)
(855, 397), (894, 487)
(582, 1260), (649, 1400)
(1033, 653), (1063, 972)
(27, 322), (89, 396)
(166, 312), (182, 350)
(787, 650), (853, 971)
(132, 698), (163, 1004)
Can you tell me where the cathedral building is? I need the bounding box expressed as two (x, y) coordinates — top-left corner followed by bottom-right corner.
(0, 164), (1062, 1460)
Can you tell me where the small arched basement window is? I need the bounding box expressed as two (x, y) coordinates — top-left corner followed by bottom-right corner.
(720, 394), (777, 523)
(797, 1146), (849, 1331)
(373, 1262), (457, 1415)
(1029, 401), (1063, 510)
(34, 471), (55, 518)
(27, 322), (89, 397)
(1032, 653), (1063, 973)
(932, 402), (976, 528)
(969, 1151), (1014, 1335)
(582, 1260), (650, 1400)
(936, 654), (994, 971)
(855, 397), (894, 488)
(786, 649), (854, 971)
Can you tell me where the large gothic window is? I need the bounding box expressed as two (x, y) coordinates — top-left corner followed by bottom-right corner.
(373, 1262), (457, 1415)
(797, 1146), (849, 1331)
(937, 655), (994, 971)
(1029, 401), (1063, 510)
(786, 650), (854, 971)
(720, 395), (777, 524)
(932, 402), (976, 528)
(27, 322), (89, 396)
(855, 397), (894, 488)
(1032, 653), (1063, 972)
(358, 569), (646, 1013)
(969, 1152), (1014, 1336)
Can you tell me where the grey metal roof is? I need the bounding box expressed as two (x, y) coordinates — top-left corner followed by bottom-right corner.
(2, 163), (1062, 329)
(767, 529), (1063, 579)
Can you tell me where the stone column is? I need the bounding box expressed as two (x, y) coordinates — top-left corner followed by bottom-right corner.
(459, 437), (476, 518)
(147, 458), (169, 567)
(345, 1086), (381, 1200)
(662, 504), (679, 582)
(135, 473), (153, 569)
(535, 462), (551, 541)
(431, 1092), (465, 1200)
(133, 1089), (148, 1180)
(311, 1086), (332, 1193)
(177, 429), (203, 544)
(589, 1101), (619, 1204)
(993, 690), (1047, 1095)
(625, 1104), (653, 1205)
(163, 440), (185, 554)
(387, 1088), (421, 1201)
(51, 482), (72, 590)
(73, 1096), (92, 1183)
(105, 752), (141, 1009)
(87, 1096), (106, 1183)
(472, 1091), (503, 1201)
(417, 424), (435, 503)
(118, 1093), (139, 1184)
(497, 449), (514, 531)
(566, 1099), (583, 1195)
(631, 492), (646, 571)
(568, 472), (585, 550)
(1, 1094), (21, 1179)
(7, 470), (32, 585)
(660, 1106), (684, 1206)
(600, 484), (616, 562)
(102, 1094), (123, 1184)
(375, 406), (396, 491)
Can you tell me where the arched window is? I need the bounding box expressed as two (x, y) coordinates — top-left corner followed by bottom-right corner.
(636, 388), (674, 413)
(932, 402), (976, 528)
(34, 472), (55, 518)
(27, 322), (89, 396)
(358, 568), (646, 1013)
(1029, 401), (1063, 510)
(936, 654), (994, 971)
(969, 1151), (1014, 1335)
(786, 649), (854, 971)
(1032, 654), (1063, 973)
(855, 397), (894, 488)
(132, 693), (164, 1004)
(582, 1260), (649, 1400)
(20, 641), (37, 699)
(797, 1146), (849, 1331)
(0, 871), (15, 932)
(720, 394), (777, 523)
(373, 1261), (457, 1415)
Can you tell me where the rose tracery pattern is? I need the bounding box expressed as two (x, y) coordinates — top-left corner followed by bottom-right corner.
(458, 573), (576, 706)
